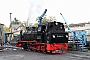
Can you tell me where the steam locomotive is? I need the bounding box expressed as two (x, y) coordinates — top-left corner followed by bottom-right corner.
(16, 21), (68, 54)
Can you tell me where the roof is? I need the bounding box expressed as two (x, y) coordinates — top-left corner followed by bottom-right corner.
(5, 32), (13, 34)
(65, 26), (90, 31)
(65, 22), (89, 28)
(69, 23), (86, 27)
(11, 24), (24, 30)
(0, 23), (4, 26)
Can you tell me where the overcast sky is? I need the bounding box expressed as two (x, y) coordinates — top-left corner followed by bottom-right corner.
(0, 0), (90, 27)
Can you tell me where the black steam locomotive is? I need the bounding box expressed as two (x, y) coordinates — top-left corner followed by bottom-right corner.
(16, 21), (68, 54)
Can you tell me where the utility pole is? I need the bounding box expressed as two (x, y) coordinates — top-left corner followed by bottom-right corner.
(10, 13), (12, 40)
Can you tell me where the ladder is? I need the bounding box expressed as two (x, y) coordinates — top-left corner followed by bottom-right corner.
(74, 30), (87, 52)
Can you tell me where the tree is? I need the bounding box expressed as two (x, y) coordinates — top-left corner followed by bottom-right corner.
(33, 22), (38, 26)
(3, 26), (9, 32)
(34, 15), (56, 26)
(11, 17), (22, 24)
(9, 17), (22, 28)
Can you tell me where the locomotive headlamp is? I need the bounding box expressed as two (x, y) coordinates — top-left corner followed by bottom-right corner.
(66, 35), (68, 38)
(54, 21), (58, 25)
(52, 35), (55, 38)
(55, 22), (58, 25)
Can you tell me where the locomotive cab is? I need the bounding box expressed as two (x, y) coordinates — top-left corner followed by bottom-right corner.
(37, 24), (46, 42)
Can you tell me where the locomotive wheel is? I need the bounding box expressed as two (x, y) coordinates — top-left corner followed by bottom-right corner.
(22, 43), (28, 50)
(23, 46), (28, 50)
(29, 48), (33, 51)
(27, 46), (31, 51)
(33, 49), (36, 52)
(49, 51), (52, 54)
(42, 50), (47, 54)
(38, 50), (40, 52)
(60, 46), (66, 54)
(38, 50), (42, 53)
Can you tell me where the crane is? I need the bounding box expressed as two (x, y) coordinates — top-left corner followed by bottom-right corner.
(38, 9), (47, 24)
(60, 13), (87, 52)
(60, 13), (71, 32)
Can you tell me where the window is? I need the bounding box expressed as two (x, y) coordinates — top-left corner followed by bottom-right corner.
(38, 26), (41, 31)
(0, 28), (1, 32)
(60, 25), (62, 29)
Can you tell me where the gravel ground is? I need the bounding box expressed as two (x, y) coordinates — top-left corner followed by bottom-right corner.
(0, 47), (90, 60)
